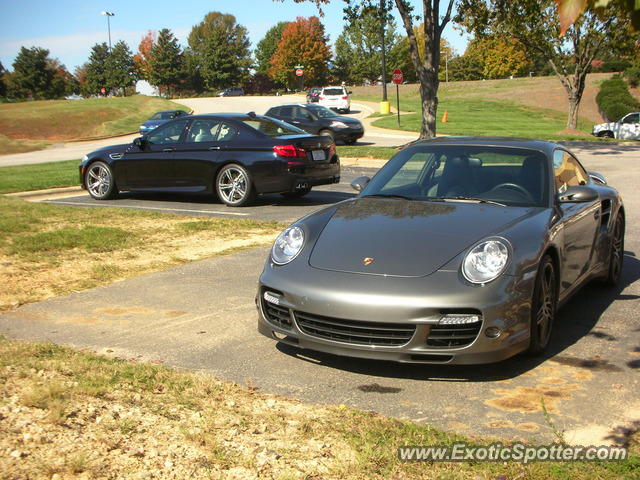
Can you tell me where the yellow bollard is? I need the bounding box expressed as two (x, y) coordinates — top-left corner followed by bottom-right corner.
(380, 101), (390, 115)
(442, 110), (448, 123)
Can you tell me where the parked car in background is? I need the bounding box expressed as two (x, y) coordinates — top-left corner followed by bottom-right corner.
(318, 86), (351, 113)
(265, 104), (364, 145)
(257, 137), (624, 364)
(306, 87), (321, 103)
(139, 110), (189, 134)
(80, 113), (340, 207)
(592, 112), (640, 139)
(218, 87), (245, 97)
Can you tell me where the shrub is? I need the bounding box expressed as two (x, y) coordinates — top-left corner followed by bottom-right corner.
(596, 76), (640, 121)
(624, 67), (640, 88)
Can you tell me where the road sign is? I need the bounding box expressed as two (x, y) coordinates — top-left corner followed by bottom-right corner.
(392, 69), (403, 85)
(295, 68), (304, 77)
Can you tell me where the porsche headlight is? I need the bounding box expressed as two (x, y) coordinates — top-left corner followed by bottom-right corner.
(271, 226), (305, 265)
(82, 155), (88, 162)
(462, 238), (511, 284)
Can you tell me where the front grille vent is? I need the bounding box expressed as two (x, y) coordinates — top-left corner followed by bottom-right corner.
(262, 295), (291, 328)
(294, 311), (415, 347)
(426, 321), (482, 348)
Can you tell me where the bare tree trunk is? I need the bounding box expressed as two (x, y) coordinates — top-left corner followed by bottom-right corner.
(418, 69), (439, 138)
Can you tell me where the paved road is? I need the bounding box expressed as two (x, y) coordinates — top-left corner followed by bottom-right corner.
(2, 144), (639, 444)
(0, 96), (416, 167)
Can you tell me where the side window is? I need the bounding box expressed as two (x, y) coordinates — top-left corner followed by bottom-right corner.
(279, 106), (294, 118)
(622, 113), (639, 124)
(216, 122), (237, 142)
(553, 150), (588, 193)
(268, 108), (280, 117)
(293, 107), (310, 120)
(147, 119), (189, 145)
(186, 119), (221, 143)
(381, 153), (433, 191)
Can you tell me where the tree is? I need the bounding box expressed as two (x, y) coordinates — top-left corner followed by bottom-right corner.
(0, 62), (6, 97)
(255, 22), (290, 75)
(11, 46), (56, 99)
(83, 43), (111, 96)
(106, 40), (136, 96)
(464, 35), (530, 79)
(47, 59), (78, 97)
(555, 0), (640, 34)
(334, 8), (399, 84)
(134, 31), (156, 81)
(148, 29), (183, 97)
(456, 0), (637, 129)
(188, 12), (251, 91)
(269, 16), (331, 89)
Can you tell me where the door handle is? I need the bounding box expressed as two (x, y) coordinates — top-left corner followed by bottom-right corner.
(208, 146), (221, 151)
(162, 148), (174, 153)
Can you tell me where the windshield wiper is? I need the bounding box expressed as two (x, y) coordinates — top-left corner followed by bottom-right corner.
(438, 196), (506, 207)
(362, 194), (413, 201)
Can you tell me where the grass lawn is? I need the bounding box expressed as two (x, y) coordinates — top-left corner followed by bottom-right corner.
(0, 197), (282, 311)
(0, 337), (637, 479)
(0, 160), (79, 194)
(0, 95), (189, 154)
(369, 97), (593, 141)
(337, 145), (398, 159)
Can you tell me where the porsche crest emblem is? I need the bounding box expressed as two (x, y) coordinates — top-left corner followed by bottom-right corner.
(363, 257), (374, 266)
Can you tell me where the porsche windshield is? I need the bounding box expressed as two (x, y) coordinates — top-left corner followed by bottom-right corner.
(362, 145), (550, 207)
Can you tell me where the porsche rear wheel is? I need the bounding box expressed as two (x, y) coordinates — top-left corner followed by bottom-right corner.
(527, 255), (557, 355)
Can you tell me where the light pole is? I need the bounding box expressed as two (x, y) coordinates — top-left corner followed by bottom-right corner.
(380, 0), (387, 102)
(440, 50), (449, 83)
(101, 11), (115, 51)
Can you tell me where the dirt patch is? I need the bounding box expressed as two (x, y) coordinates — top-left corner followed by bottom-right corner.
(485, 384), (582, 414)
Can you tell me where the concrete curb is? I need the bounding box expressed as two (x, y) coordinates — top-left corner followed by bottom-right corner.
(5, 185), (83, 200)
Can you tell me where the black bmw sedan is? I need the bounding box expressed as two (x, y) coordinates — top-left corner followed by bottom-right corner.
(79, 113), (340, 207)
(265, 104), (365, 145)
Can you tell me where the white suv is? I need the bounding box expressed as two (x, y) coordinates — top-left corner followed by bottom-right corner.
(592, 112), (640, 140)
(318, 86), (351, 113)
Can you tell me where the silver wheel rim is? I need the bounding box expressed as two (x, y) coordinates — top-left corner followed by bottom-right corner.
(87, 163), (112, 198)
(611, 217), (624, 281)
(536, 263), (555, 347)
(218, 167), (248, 204)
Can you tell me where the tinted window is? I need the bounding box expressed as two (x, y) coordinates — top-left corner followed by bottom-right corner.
(217, 122), (237, 142)
(363, 145), (549, 207)
(147, 119), (189, 145)
(279, 106), (294, 118)
(553, 150), (588, 192)
(267, 107), (281, 116)
(622, 113), (639, 124)
(307, 105), (338, 118)
(186, 119), (221, 143)
(241, 118), (306, 137)
(323, 88), (345, 95)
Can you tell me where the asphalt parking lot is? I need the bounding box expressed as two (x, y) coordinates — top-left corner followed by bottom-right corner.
(1, 142), (639, 444)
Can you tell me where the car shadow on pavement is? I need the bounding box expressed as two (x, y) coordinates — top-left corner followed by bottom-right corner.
(276, 251), (640, 382)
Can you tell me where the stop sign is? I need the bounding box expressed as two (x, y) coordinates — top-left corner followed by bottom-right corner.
(295, 68), (304, 77)
(392, 69), (403, 85)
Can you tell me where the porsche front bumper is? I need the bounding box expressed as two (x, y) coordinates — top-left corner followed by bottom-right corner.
(257, 265), (535, 364)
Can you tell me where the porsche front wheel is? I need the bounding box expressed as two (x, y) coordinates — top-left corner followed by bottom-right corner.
(527, 255), (557, 355)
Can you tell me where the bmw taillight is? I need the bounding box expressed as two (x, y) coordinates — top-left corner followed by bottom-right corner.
(328, 143), (336, 157)
(273, 145), (307, 163)
(341, 95), (348, 99)
(319, 96), (325, 100)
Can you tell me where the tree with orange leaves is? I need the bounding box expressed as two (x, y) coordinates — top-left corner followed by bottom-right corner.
(134, 31), (156, 81)
(268, 17), (331, 89)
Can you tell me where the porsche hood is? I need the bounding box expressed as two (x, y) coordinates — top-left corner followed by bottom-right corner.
(308, 197), (536, 277)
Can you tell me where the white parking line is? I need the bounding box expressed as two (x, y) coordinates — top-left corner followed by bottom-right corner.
(45, 200), (249, 216)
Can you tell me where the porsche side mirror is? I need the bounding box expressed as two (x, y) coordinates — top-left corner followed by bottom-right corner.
(587, 170), (607, 185)
(351, 176), (371, 192)
(133, 137), (146, 149)
(557, 185), (599, 203)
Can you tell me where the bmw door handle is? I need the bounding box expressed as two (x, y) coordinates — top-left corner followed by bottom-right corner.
(208, 146), (221, 151)
(162, 148), (175, 153)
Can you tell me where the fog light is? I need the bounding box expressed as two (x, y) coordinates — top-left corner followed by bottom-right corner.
(485, 327), (502, 338)
(263, 291), (281, 305)
(439, 314), (480, 325)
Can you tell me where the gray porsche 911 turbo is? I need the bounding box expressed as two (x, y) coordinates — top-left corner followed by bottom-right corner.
(256, 137), (625, 364)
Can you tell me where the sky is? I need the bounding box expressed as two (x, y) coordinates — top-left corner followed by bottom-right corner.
(0, 0), (470, 73)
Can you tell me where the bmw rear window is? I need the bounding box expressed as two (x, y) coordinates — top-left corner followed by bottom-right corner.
(241, 118), (306, 137)
(323, 88), (345, 95)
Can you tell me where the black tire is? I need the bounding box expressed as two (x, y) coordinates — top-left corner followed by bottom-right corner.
(85, 161), (118, 200)
(215, 164), (256, 207)
(599, 131), (614, 139)
(527, 255), (557, 355)
(344, 108), (350, 114)
(281, 186), (312, 198)
(319, 129), (335, 142)
(603, 213), (625, 286)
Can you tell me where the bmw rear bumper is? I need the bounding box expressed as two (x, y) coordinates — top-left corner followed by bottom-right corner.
(256, 266), (534, 365)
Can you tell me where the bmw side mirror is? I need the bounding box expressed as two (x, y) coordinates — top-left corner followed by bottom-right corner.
(557, 185), (599, 203)
(133, 137), (146, 149)
(351, 176), (371, 192)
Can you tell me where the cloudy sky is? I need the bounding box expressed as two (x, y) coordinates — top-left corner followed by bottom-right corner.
(0, 0), (468, 72)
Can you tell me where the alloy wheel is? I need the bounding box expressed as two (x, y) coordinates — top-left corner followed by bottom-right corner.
(86, 163), (113, 198)
(218, 167), (248, 204)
